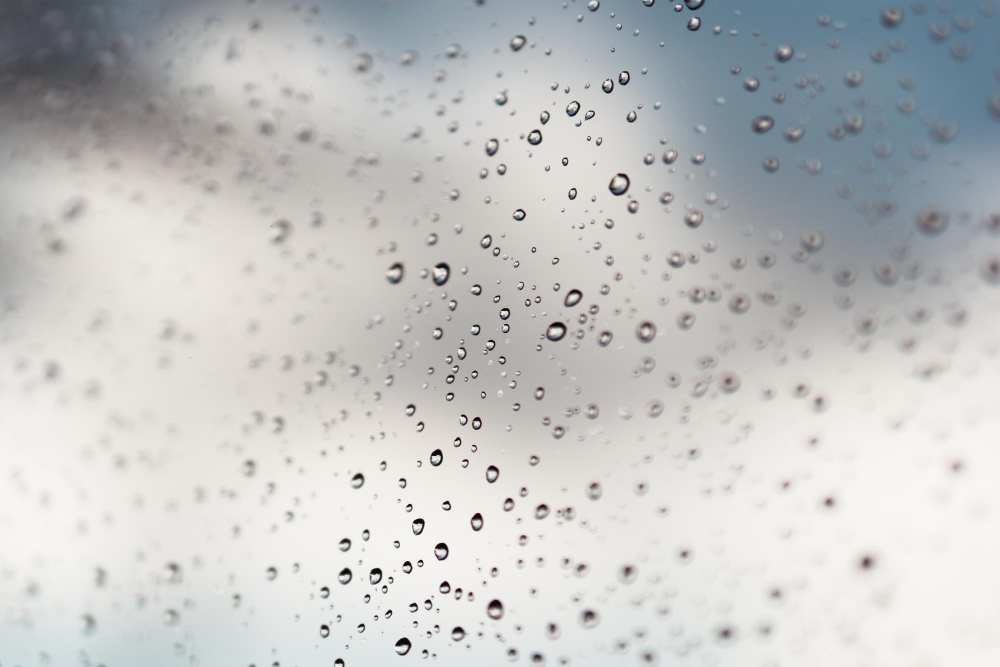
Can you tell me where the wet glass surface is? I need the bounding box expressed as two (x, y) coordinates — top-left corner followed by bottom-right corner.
(1, 1), (999, 665)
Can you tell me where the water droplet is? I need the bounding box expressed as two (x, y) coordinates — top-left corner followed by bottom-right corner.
(775, 44), (794, 62)
(915, 206), (949, 235)
(609, 173), (630, 195)
(718, 371), (741, 393)
(432, 263), (451, 286)
(783, 125), (805, 142)
(752, 115), (774, 133)
(880, 6), (904, 28)
(564, 289), (583, 307)
(351, 53), (373, 72)
(636, 321), (656, 342)
(546, 322), (567, 341)
(386, 263), (404, 284)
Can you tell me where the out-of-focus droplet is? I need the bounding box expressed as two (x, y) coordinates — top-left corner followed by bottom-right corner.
(752, 115), (774, 133)
(386, 263), (404, 284)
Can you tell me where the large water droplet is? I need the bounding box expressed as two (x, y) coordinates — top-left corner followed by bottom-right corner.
(609, 173), (630, 195)
(432, 263), (450, 286)
(546, 322), (567, 341)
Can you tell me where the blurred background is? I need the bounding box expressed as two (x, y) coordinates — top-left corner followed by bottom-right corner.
(1, 0), (999, 665)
